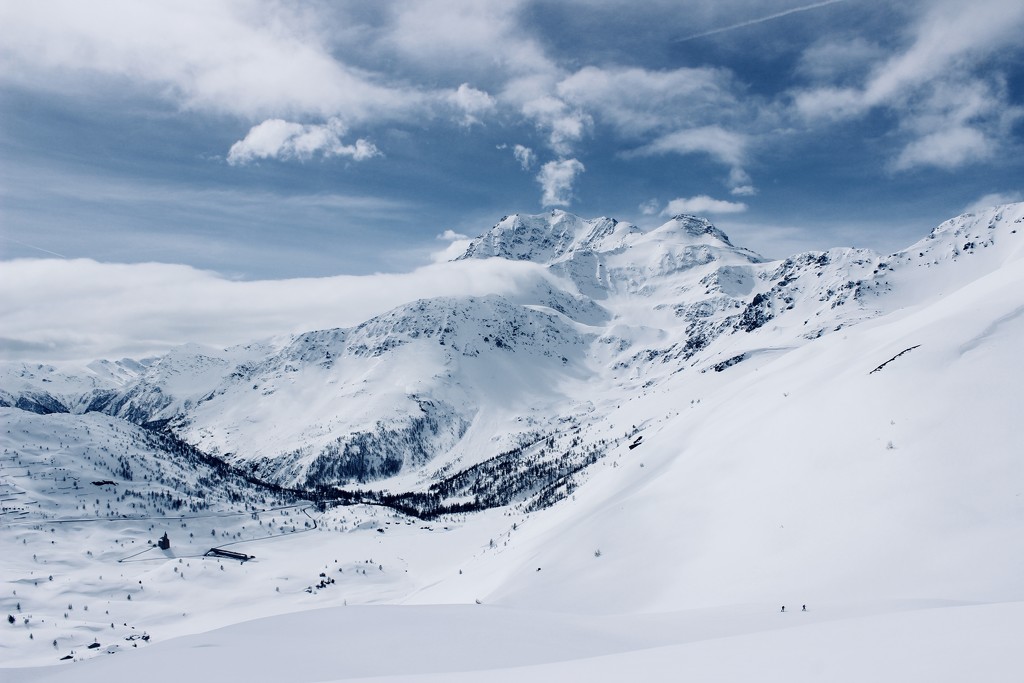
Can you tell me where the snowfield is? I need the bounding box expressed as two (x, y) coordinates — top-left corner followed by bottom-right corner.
(3, 204), (1024, 680)
(7, 601), (1024, 683)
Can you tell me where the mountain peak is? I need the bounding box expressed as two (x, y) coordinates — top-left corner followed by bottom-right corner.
(657, 214), (735, 247)
(455, 211), (638, 264)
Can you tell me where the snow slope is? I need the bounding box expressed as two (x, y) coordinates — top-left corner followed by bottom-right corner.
(7, 600), (1023, 683)
(2, 203), (1023, 680)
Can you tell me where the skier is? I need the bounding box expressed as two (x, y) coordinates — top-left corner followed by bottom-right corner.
(780, 605), (785, 613)
(802, 604), (807, 612)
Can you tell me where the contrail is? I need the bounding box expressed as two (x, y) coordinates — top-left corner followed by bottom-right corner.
(676, 0), (847, 43)
(0, 235), (67, 258)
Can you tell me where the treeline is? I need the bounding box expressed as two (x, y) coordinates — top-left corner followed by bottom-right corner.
(302, 399), (469, 486)
(307, 428), (608, 519)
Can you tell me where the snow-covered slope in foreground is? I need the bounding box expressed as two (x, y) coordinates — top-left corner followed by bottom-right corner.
(5, 601), (1022, 683)
(2, 204), (1024, 680)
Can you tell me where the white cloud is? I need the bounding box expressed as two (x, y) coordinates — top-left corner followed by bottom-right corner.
(796, 37), (885, 83)
(556, 65), (746, 139)
(630, 126), (754, 192)
(862, 0), (1024, 107)
(796, 0), (1024, 119)
(5, 0), (1020, 235)
(792, 0), (1024, 171)
(382, 0), (550, 78)
(537, 159), (585, 207)
(727, 167), (757, 196)
(437, 229), (469, 241)
(432, 229), (474, 262)
(0, 2), (765, 183)
(552, 65), (765, 192)
(890, 77), (1021, 171)
(639, 199), (661, 216)
(519, 96), (591, 156)
(550, 65), (765, 185)
(662, 195), (747, 216)
(0, 257), (560, 362)
(434, 229), (473, 262)
(449, 83), (496, 126)
(962, 192), (1023, 214)
(0, 1), (423, 122)
(227, 118), (380, 165)
(791, 86), (865, 121)
(891, 127), (993, 172)
(513, 145), (537, 170)
(633, 126), (747, 166)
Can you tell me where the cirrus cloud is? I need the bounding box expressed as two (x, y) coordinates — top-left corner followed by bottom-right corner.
(792, 0), (1024, 172)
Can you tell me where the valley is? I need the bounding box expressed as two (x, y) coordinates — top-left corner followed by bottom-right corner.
(3, 204), (1024, 680)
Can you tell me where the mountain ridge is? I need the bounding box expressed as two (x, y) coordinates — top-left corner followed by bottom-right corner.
(2, 203), (1022, 506)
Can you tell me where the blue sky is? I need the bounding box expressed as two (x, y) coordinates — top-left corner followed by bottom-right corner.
(2, 0), (1023, 279)
(1, 0), (1023, 360)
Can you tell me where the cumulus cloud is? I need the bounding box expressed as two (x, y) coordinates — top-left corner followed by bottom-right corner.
(449, 83), (496, 126)
(513, 144), (537, 170)
(0, 1), (757, 188)
(0, 257), (560, 362)
(962, 192), (1023, 214)
(662, 195), (747, 216)
(437, 229), (469, 241)
(537, 159), (585, 207)
(227, 118), (380, 165)
(4, 0), (1021, 256)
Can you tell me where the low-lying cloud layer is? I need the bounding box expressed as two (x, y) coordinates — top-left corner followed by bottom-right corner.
(0, 257), (557, 363)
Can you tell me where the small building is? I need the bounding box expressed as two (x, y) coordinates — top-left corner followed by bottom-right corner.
(205, 547), (254, 562)
(157, 533), (170, 550)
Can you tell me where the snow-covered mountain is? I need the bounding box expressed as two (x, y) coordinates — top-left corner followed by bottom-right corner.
(3, 205), (1023, 504)
(3, 203), (1024, 677)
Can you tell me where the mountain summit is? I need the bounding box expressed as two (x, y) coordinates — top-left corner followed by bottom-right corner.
(456, 210), (636, 264)
(456, 210), (751, 265)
